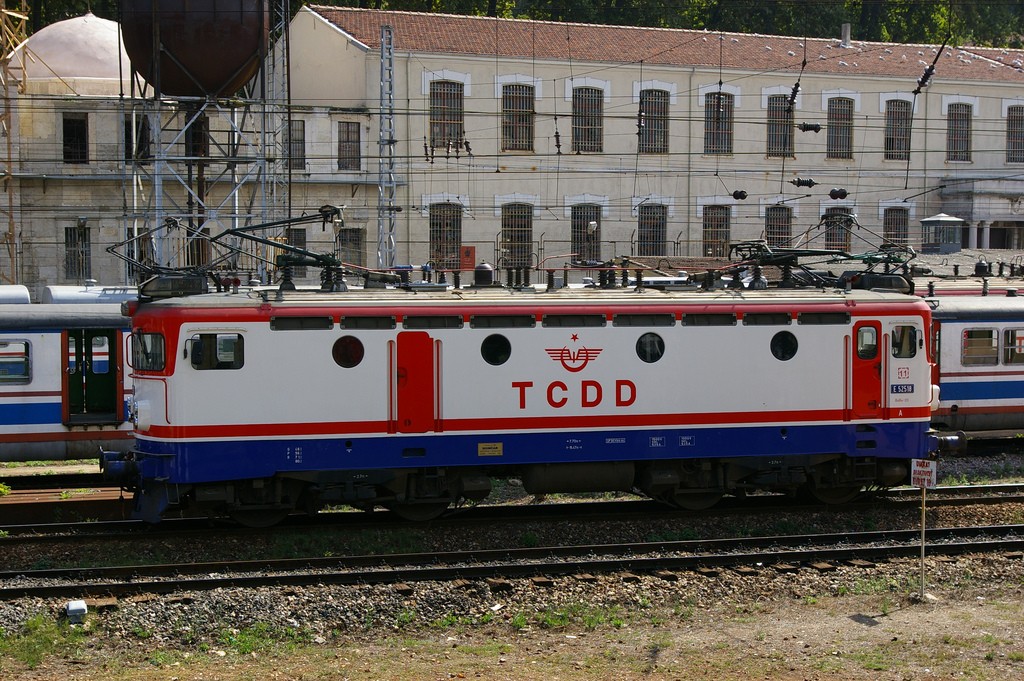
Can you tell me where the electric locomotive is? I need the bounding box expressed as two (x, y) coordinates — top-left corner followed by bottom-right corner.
(103, 270), (956, 526)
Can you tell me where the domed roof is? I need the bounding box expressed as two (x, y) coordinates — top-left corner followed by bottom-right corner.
(17, 13), (131, 82)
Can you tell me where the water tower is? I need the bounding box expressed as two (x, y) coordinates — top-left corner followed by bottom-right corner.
(118, 0), (290, 281)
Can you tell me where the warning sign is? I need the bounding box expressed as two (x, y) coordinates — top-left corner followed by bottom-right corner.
(911, 459), (937, 489)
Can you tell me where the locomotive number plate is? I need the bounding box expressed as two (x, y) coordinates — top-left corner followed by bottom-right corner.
(890, 384), (914, 394)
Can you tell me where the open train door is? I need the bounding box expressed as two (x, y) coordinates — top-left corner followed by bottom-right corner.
(850, 320), (883, 420)
(63, 328), (123, 425)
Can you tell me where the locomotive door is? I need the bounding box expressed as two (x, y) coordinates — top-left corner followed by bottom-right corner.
(64, 328), (121, 424)
(394, 331), (438, 433)
(850, 320), (883, 420)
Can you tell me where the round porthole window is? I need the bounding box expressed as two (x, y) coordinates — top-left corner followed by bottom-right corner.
(481, 334), (511, 366)
(332, 335), (364, 368)
(636, 332), (665, 363)
(770, 331), (798, 361)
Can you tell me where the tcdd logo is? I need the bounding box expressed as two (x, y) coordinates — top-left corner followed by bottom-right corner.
(545, 334), (602, 372)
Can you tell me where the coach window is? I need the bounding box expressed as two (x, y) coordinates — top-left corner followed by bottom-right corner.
(332, 336), (364, 368)
(770, 331), (798, 361)
(481, 334), (511, 366)
(636, 333), (665, 363)
(189, 333), (244, 370)
(891, 325), (918, 358)
(961, 328), (997, 366)
(131, 333), (165, 371)
(0, 340), (31, 383)
(856, 327), (877, 360)
(1003, 329), (1024, 365)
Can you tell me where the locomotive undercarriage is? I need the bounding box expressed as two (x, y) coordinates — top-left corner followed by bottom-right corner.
(138, 454), (910, 526)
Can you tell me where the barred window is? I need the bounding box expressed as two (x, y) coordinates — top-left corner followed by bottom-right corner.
(337, 121), (361, 170)
(884, 99), (912, 161)
(1007, 105), (1024, 163)
(638, 89), (669, 154)
(430, 80), (464, 149)
(571, 204), (602, 263)
(501, 83), (534, 152)
(64, 221), (91, 280)
(501, 203), (533, 268)
(766, 94), (793, 158)
(429, 203), (462, 270)
(572, 87), (603, 153)
(637, 203), (667, 257)
(124, 114), (151, 163)
(946, 102), (972, 162)
(287, 119), (305, 171)
(63, 113), (89, 164)
(765, 205), (792, 247)
(702, 205), (730, 257)
(883, 207), (909, 246)
(823, 207), (852, 251)
(285, 227), (307, 277)
(826, 97), (853, 160)
(704, 92), (733, 155)
(184, 114), (208, 158)
(336, 228), (365, 267)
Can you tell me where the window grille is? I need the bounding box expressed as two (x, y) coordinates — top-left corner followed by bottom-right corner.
(704, 92), (733, 155)
(764, 205), (792, 247)
(702, 205), (730, 257)
(823, 207), (852, 251)
(124, 114), (151, 163)
(572, 87), (603, 153)
(337, 121), (360, 170)
(638, 89), (669, 154)
(571, 204), (602, 262)
(429, 80), (464, 149)
(501, 203), (533, 268)
(1007, 105), (1024, 163)
(336, 228), (365, 267)
(946, 102), (972, 162)
(501, 83), (534, 152)
(429, 203), (462, 270)
(637, 204), (667, 257)
(884, 99), (912, 161)
(64, 222), (91, 280)
(287, 120), (305, 170)
(826, 97), (853, 159)
(883, 207), (909, 246)
(766, 94), (793, 158)
(285, 227), (307, 277)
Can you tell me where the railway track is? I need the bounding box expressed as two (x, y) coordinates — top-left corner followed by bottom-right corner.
(3, 483), (1024, 541)
(2, 525), (1022, 601)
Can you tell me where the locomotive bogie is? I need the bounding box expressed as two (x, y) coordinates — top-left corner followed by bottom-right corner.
(111, 287), (944, 523)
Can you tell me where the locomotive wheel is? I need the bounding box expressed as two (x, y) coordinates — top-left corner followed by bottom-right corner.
(671, 491), (722, 511)
(385, 501), (450, 521)
(228, 508), (291, 528)
(805, 484), (862, 505)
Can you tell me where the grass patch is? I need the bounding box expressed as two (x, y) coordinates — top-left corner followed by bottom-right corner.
(0, 482), (9, 497)
(217, 622), (310, 655)
(0, 613), (89, 669)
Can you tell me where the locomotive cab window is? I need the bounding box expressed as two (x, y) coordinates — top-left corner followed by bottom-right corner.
(961, 328), (997, 366)
(131, 332), (165, 371)
(891, 325), (918, 358)
(188, 333), (244, 370)
(856, 327), (877, 360)
(1004, 329), (1024, 365)
(0, 340), (30, 383)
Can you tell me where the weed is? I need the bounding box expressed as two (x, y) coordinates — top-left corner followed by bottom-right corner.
(0, 613), (88, 669)
(395, 609), (417, 627)
(520, 531), (540, 548)
(1009, 652), (1024, 662)
(804, 595), (818, 605)
(509, 612), (528, 630)
(217, 622), (309, 655)
(0, 482), (10, 497)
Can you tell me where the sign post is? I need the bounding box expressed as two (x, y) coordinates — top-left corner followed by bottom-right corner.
(911, 458), (938, 599)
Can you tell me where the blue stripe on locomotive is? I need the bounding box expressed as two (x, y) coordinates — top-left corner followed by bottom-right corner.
(133, 421), (931, 485)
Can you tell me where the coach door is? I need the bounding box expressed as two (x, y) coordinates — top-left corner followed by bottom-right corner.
(64, 328), (122, 424)
(393, 331), (439, 433)
(850, 320), (883, 420)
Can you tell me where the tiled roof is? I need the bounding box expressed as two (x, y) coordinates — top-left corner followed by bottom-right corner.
(309, 6), (1024, 84)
